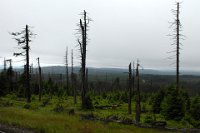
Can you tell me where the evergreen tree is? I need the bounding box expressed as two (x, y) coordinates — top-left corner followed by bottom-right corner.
(161, 87), (185, 120)
(190, 97), (200, 121)
(151, 92), (163, 114)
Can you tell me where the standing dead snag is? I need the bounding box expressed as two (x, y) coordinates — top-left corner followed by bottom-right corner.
(11, 25), (35, 103)
(135, 60), (141, 126)
(77, 10), (92, 109)
(4, 57), (6, 72)
(168, 2), (184, 89)
(71, 49), (76, 104)
(65, 47), (69, 91)
(132, 61), (135, 95)
(128, 63), (132, 114)
(176, 2), (180, 90)
(37, 57), (42, 101)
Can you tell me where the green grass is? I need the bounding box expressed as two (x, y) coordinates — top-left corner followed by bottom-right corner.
(0, 95), (179, 133)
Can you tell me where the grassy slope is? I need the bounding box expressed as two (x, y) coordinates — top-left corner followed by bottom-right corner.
(0, 95), (178, 133)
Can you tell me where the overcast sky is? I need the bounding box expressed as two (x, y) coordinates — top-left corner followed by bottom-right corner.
(0, 0), (199, 70)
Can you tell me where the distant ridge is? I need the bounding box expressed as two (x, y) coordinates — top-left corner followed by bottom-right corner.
(7, 66), (200, 76)
(41, 66), (200, 76)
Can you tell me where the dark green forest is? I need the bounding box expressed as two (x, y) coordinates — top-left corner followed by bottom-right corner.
(0, 66), (200, 131)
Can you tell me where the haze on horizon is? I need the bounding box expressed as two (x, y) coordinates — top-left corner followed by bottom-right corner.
(0, 0), (199, 70)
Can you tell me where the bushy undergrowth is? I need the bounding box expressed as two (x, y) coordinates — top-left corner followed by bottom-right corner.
(53, 103), (65, 112)
(24, 103), (31, 109)
(0, 91), (199, 131)
(0, 100), (13, 107)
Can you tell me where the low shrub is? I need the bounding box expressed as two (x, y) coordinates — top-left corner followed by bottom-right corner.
(24, 103), (31, 109)
(53, 103), (65, 112)
(2, 100), (13, 107)
(144, 114), (154, 124)
(41, 97), (51, 107)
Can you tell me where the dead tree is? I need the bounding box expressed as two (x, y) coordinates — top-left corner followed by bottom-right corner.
(168, 2), (184, 89)
(128, 63), (132, 114)
(37, 57), (42, 101)
(77, 10), (91, 109)
(65, 47), (69, 91)
(135, 60), (141, 126)
(176, 3), (181, 89)
(4, 57), (6, 72)
(71, 49), (76, 104)
(132, 61), (135, 95)
(11, 25), (35, 103)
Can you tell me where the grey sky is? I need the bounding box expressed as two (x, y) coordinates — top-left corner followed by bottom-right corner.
(0, 0), (199, 70)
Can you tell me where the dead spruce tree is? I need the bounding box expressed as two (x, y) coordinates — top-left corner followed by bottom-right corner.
(135, 60), (141, 126)
(37, 57), (42, 101)
(71, 49), (76, 104)
(128, 63), (133, 114)
(65, 47), (69, 91)
(11, 25), (35, 103)
(168, 2), (184, 89)
(77, 10), (92, 109)
(4, 57), (6, 72)
(132, 61), (135, 95)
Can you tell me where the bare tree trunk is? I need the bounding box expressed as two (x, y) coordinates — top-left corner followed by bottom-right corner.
(135, 61), (141, 126)
(25, 25), (31, 103)
(128, 63), (132, 114)
(132, 61), (135, 95)
(176, 2), (180, 90)
(77, 10), (92, 109)
(11, 24), (35, 103)
(4, 57), (6, 72)
(71, 49), (76, 104)
(37, 57), (42, 101)
(168, 2), (182, 89)
(66, 47), (69, 91)
(80, 11), (87, 109)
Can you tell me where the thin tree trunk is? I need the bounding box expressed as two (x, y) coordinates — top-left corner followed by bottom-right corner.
(66, 47), (69, 91)
(71, 49), (76, 104)
(135, 61), (141, 126)
(37, 57), (42, 101)
(176, 2), (180, 90)
(4, 57), (6, 72)
(132, 61), (135, 95)
(78, 10), (91, 109)
(128, 63), (132, 114)
(80, 11), (87, 108)
(25, 25), (31, 103)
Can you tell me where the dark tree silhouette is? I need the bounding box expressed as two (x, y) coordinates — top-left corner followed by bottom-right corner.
(77, 10), (92, 109)
(3, 57), (6, 72)
(128, 63), (132, 114)
(71, 49), (76, 104)
(132, 61), (135, 95)
(37, 57), (42, 101)
(11, 25), (36, 103)
(168, 2), (184, 89)
(65, 47), (69, 91)
(135, 60), (141, 126)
